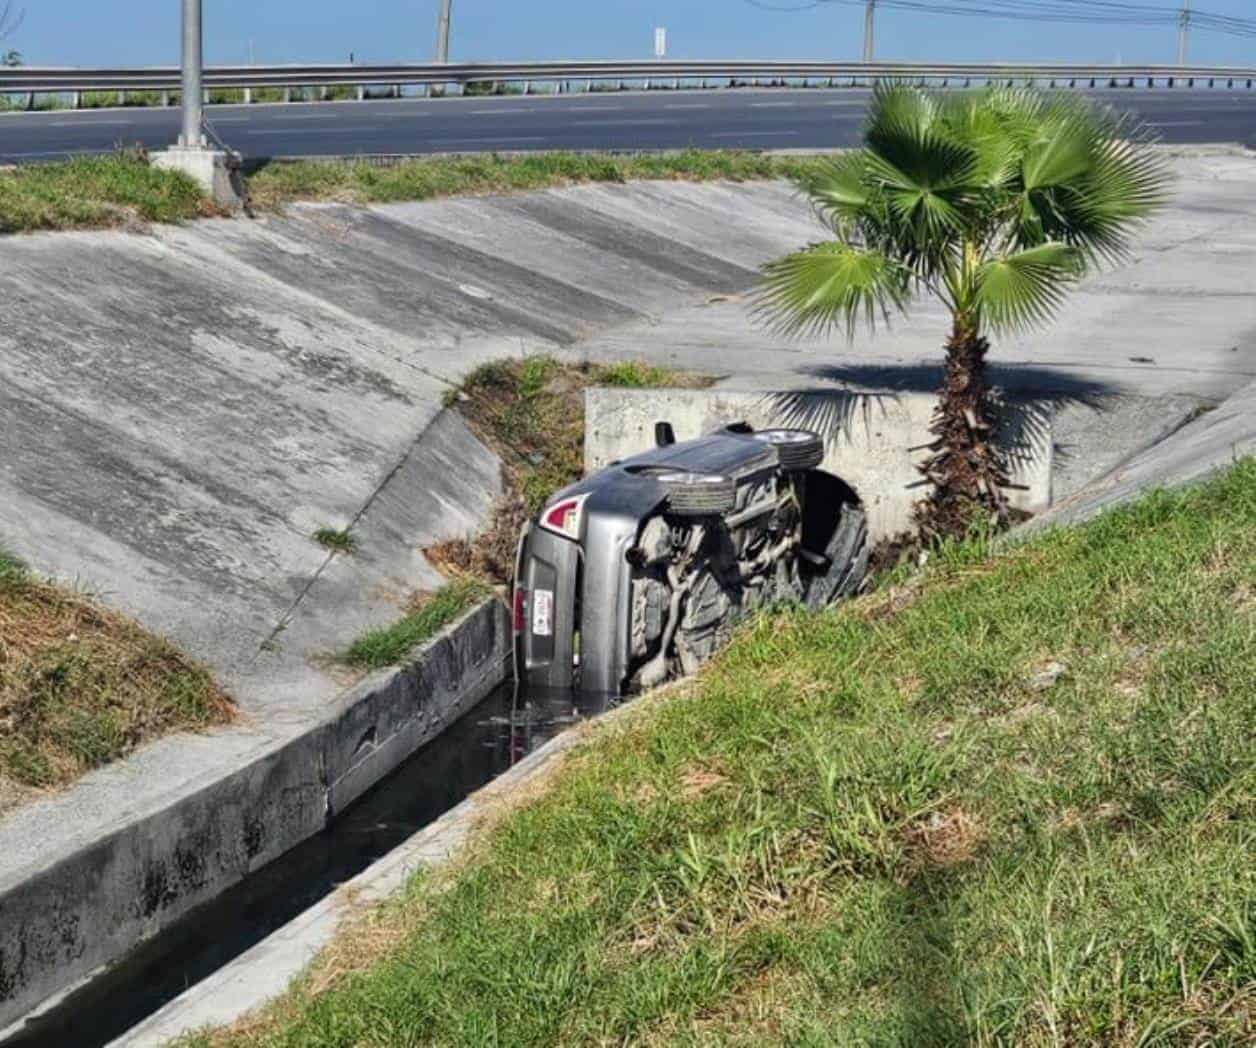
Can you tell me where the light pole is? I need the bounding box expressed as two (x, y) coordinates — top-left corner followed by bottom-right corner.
(862, 0), (876, 64)
(436, 0), (452, 62)
(1177, 1), (1191, 65)
(180, 0), (204, 147)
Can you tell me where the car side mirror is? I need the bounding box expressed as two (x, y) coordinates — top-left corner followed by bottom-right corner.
(655, 421), (676, 447)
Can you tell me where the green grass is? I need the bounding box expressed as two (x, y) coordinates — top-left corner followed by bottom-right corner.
(245, 149), (828, 210)
(0, 149), (826, 235)
(0, 153), (217, 234)
(343, 576), (493, 670)
(0, 547), (233, 801)
(200, 460), (1255, 1046)
(313, 527), (357, 554)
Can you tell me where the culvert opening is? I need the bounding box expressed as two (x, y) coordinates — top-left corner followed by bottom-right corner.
(4, 680), (602, 1048)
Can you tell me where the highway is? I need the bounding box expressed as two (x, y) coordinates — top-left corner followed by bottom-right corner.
(0, 85), (1254, 162)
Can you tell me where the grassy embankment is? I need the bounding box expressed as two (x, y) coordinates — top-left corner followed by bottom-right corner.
(0, 549), (233, 816)
(344, 356), (709, 671)
(195, 460), (1254, 1045)
(0, 150), (828, 234)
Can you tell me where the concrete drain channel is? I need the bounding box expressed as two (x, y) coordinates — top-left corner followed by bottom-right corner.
(5, 681), (604, 1047)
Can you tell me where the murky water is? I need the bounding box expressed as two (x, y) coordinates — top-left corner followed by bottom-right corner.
(4, 682), (611, 1047)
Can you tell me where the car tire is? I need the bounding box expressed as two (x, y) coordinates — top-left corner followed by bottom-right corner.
(750, 429), (825, 472)
(804, 503), (869, 608)
(655, 471), (738, 517)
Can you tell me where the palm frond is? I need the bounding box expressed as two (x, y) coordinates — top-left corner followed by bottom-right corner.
(755, 243), (912, 340)
(975, 242), (1081, 334)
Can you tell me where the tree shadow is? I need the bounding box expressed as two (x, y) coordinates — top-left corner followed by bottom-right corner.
(761, 362), (1119, 476)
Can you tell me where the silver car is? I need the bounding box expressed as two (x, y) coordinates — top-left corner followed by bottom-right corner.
(513, 421), (868, 700)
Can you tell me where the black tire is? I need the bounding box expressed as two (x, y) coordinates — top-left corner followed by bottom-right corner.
(654, 470), (737, 517)
(804, 504), (869, 608)
(751, 428), (825, 472)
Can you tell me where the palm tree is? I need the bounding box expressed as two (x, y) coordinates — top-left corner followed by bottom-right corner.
(756, 84), (1170, 541)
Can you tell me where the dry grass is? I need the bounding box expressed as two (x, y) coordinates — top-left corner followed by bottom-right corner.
(0, 550), (233, 813)
(432, 355), (711, 586)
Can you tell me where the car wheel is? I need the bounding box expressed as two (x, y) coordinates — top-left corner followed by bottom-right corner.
(804, 503), (869, 607)
(750, 429), (824, 471)
(654, 470), (737, 517)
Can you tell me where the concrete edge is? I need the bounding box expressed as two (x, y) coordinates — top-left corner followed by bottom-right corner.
(0, 598), (511, 1033)
(1012, 376), (1256, 538)
(112, 688), (654, 1046)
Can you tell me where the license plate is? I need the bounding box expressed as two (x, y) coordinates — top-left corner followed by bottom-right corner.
(532, 588), (554, 637)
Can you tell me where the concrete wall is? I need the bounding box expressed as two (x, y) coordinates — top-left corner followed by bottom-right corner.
(0, 599), (511, 1033)
(585, 388), (1052, 540)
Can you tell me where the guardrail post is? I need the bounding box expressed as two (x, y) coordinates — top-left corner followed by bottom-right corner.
(283, 86), (291, 103)
(71, 90), (81, 109)
(357, 84), (365, 101)
(243, 87), (252, 104)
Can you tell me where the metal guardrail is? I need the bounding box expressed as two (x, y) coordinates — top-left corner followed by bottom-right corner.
(1, 59), (1255, 100)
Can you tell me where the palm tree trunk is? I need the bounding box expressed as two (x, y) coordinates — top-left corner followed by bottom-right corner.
(915, 318), (1009, 542)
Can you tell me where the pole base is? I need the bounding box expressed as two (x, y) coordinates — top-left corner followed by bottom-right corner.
(151, 147), (243, 209)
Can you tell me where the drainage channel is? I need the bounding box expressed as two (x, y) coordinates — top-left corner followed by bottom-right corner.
(5, 682), (608, 1047)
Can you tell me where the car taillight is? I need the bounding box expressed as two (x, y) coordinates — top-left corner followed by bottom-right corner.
(512, 587), (526, 634)
(539, 493), (588, 540)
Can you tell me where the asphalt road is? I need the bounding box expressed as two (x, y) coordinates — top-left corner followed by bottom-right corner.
(0, 85), (1254, 162)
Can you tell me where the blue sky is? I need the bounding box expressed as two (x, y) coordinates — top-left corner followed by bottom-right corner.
(12, 1), (1255, 67)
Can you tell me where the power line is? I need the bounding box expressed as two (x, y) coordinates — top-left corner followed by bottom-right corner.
(745, 0), (1256, 42)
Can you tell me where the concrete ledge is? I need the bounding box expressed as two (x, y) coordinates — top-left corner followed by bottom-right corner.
(0, 598), (511, 1033)
(114, 677), (632, 1047)
(585, 386), (1052, 540)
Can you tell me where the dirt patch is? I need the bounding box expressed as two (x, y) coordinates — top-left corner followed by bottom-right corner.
(902, 808), (984, 872)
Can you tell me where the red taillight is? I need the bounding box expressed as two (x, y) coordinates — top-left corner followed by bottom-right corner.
(512, 587), (526, 634)
(539, 493), (588, 540)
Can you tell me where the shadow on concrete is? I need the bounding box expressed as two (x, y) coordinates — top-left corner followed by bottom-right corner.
(763, 362), (1118, 473)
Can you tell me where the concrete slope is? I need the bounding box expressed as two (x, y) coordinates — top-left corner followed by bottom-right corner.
(578, 150), (1256, 402)
(0, 179), (811, 714)
(1024, 376), (1256, 530)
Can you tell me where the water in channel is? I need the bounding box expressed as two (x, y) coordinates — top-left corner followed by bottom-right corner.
(5, 681), (611, 1048)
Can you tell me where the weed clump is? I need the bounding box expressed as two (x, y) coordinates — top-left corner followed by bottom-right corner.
(343, 576), (492, 669)
(0, 549), (233, 809)
(428, 355), (711, 585)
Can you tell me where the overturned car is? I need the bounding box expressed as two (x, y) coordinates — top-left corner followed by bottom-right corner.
(513, 422), (869, 700)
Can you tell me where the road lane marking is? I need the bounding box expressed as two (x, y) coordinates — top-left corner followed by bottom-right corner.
(1148, 120), (1206, 127)
(244, 127), (389, 135)
(48, 120), (132, 127)
(570, 118), (672, 126)
(664, 103), (710, 110)
(273, 113), (342, 121)
(430, 136), (547, 145)
(710, 130), (800, 138)
(750, 102), (798, 108)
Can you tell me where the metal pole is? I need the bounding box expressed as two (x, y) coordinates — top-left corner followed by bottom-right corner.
(1177, 1), (1190, 66)
(180, 0), (204, 146)
(436, 0), (452, 63)
(863, 0), (876, 64)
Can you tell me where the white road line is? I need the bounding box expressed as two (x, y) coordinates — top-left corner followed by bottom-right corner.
(275, 113), (341, 121)
(3, 148), (107, 157)
(244, 127), (387, 136)
(48, 120), (132, 127)
(710, 130), (800, 138)
(570, 118), (672, 127)
(561, 104), (623, 111)
(750, 102), (798, 108)
(823, 100), (871, 107)
(470, 108), (529, 115)
(431, 136), (547, 145)
(664, 103), (711, 110)
(1149, 119), (1206, 127)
